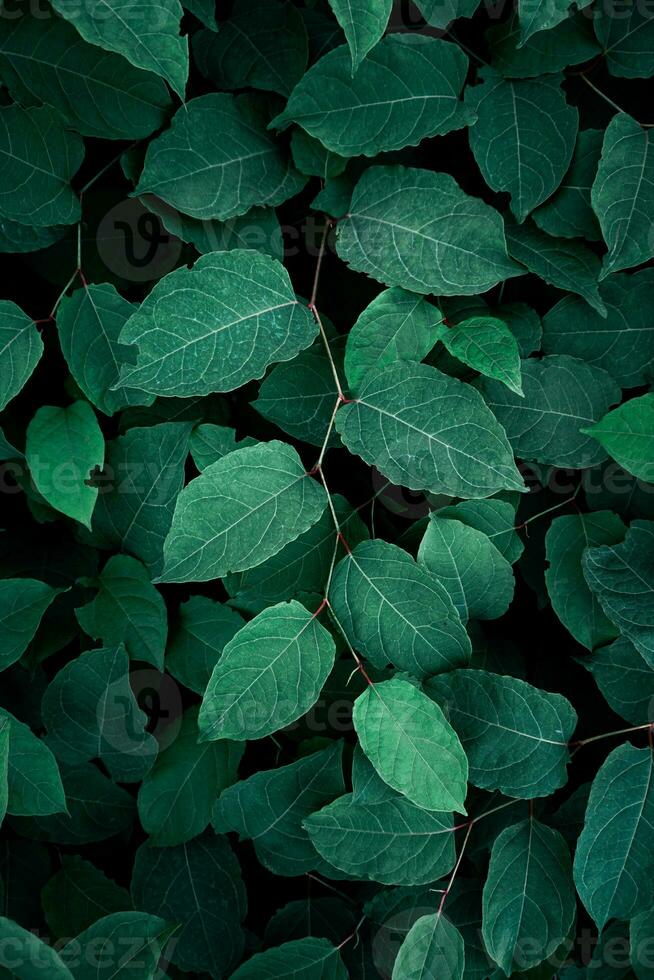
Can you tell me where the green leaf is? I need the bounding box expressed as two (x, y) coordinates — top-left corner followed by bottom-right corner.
(193, 0), (308, 96)
(25, 401), (104, 529)
(12, 763), (134, 844)
(264, 898), (356, 948)
(335, 362), (525, 499)
(226, 495), (368, 612)
(50, 0), (188, 98)
(290, 129), (348, 180)
(508, 227), (606, 325)
(0, 427), (21, 461)
(0, 105), (83, 227)
(326, 0), (391, 71)
(0, 717), (9, 827)
(230, 937), (348, 980)
(143, 194), (284, 259)
(183, 0), (216, 28)
(533, 129), (603, 241)
(135, 94), (305, 220)
(42, 644), (158, 782)
(253, 341), (345, 448)
(272, 36), (469, 157)
(159, 440), (326, 584)
(594, 0), (654, 78)
(435, 497), (524, 564)
(337, 165), (521, 295)
(60, 911), (170, 980)
(0, 15), (172, 141)
(198, 599), (335, 741)
(574, 743), (654, 928)
(213, 741), (345, 876)
(488, 14), (600, 78)
(42, 856), (133, 939)
(0, 217), (65, 254)
(0, 578), (62, 670)
(545, 512), (626, 651)
(56, 285), (149, 417)
(581, 636), (654, 726)
(0, 707), (66, 817)
(305, 786), (456, 886)
(582, 520), (654, 665)
(131, 835), (246, 976)
(74, 555), (166, 668)
(329, 539), (471, 678)
(467, 71), (578, 222)
(414, 0), (481, 29)
(0, 301), (42, 411)
(584, 395), (654, 484)
(166, 596), (245, 694)
(91, 422), (192, 575)
(426, 669), (577, 798)
(542, 268), (654, 388)
(0, 916), (74, 978)
(518, 0), (592, 44)
(353, 677), (468, 813)
(418, 516), (515, 621)
(138, 706), (242, 846)
(344, 287), (444, 392)
(483, 819), (576, 975)
(438, 315), (523, 394)
(392, 914), (465, 980)
(117, 249), (316, 398)
(592, 114), (654, 278)
(477, 355), (620, 469)
(189, 424), (257, 471)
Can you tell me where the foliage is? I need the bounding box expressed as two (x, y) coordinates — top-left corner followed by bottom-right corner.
(0, 0), (653, 977)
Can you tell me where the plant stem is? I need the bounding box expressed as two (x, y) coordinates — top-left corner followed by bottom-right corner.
(515, 483), (581, 532)
(571, 722), (654, 749)
(437, 821), (474, 916)
(580, 73), (626, 115)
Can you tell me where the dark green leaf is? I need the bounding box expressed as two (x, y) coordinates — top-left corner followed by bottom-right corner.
(138, 706), (242, 845)
(0, 105), (83, 227)
(131, 835), (246, 975)
(337, 165), (521, 295)
(418, 516), (515, 621)
(194, 0), (308, 96)
(136, 94), (305, 220)
(0, 15), (172, 140)
(230, 937), (348, 980)
(273, 36), (470, 157)
(468, 71), (578, 222)
(50, 0), (188, 97)
(477, 355), (620, 469)
(574, 743), (654, 928)
(213, 741), (345, 876)
(335, 362), (525, 499)
(483, 819), (576, 974)
(42, 856), (133, 939)
(165, 596), (244, 693)
(545, 512), (626, 650)
(344, 287), (443, 392)
(353, 677), (468, 813)
(25, 401), (104, 529)
(329, 539), (471, 677)
(542, 268), (654, 388)
(159, 441), (327, 584)
(42, 644), (158, 782)
(426, 669), (577, 798)
(198, 599), (335, 740)
(583, 520), (654, 665)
